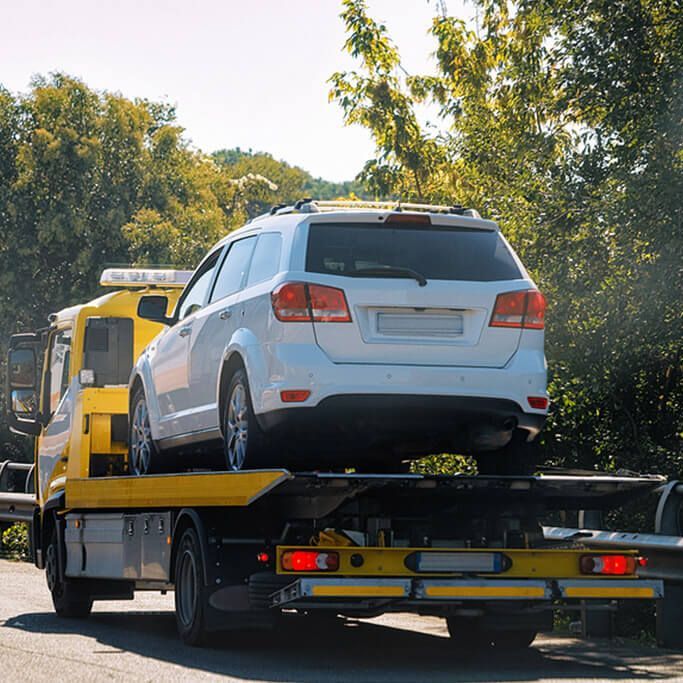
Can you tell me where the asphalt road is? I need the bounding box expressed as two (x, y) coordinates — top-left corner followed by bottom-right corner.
(1, 559), (682, 682)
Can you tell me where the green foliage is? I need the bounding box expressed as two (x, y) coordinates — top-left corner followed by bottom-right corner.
(1, 523), (29, 561)
(332, 0), (683, 485)
(0, 75), (360, 451)
(411, 454), (477, 475)
(212, 147), (368, 218)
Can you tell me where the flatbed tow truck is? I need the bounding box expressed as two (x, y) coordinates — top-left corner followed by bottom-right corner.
(2, 269), (667, 647)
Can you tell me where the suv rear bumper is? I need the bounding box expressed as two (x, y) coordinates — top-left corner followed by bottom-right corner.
(258, 395), (546, 458)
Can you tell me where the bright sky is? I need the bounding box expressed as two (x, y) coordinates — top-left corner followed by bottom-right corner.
(1, 0), (472, 181)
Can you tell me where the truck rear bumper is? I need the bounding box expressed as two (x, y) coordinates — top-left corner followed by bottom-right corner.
(271, 577), (663, 608)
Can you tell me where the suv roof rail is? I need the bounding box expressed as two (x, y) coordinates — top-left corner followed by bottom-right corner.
(254, 199), (481, 222)
(314, 200), (480, 218)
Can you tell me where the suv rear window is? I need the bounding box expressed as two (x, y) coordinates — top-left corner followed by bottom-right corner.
(305, 223), (522, 282)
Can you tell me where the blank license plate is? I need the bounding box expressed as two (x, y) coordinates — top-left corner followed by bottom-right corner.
(377, 312), (464, 337)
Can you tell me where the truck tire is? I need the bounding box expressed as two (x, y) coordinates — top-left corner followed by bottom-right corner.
(129, 386), (158, 475)
(45, 530), (93, 618)
(222, 369), (268, 471)
(174, 526), (210, 646)
(446, 617), (537, 650)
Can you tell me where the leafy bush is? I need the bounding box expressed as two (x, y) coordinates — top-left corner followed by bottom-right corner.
(1, 523), (29, 561)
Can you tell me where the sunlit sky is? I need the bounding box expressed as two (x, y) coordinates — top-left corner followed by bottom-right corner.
(1, 0), (473, 181)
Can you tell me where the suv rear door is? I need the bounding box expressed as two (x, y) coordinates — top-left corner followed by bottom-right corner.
(304, 218), (527, 368)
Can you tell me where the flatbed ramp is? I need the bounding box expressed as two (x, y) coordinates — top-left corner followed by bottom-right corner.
(65, 469), (665, 513)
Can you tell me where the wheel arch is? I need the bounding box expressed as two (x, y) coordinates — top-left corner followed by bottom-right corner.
(129, 373), (145, 413)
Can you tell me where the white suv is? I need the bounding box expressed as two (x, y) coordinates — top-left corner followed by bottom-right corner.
(130, 200), (548, 475)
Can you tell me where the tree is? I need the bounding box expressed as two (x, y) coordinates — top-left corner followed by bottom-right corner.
(0, 75), (278, 454)
(331, 0), (683, 479)
(213, 147), (368, 217)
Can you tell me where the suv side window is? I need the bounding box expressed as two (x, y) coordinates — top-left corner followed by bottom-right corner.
(210, 236), (257, 303)
(177, 250), (221, 320)
(47, 328), (72, 414)
(246, 233), (282, 286)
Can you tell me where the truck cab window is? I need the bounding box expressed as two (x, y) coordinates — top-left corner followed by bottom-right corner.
(48, 328), (72, 413)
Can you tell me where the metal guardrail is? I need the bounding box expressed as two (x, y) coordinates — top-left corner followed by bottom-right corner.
(0, 460), (36, 525)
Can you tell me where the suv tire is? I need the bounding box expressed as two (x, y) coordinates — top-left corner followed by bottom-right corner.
(129, 386), (158, 475)
(222, 368), (268, 471)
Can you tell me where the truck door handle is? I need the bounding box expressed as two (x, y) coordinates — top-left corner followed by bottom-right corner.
(219, 308), (232, 320)
(178, 326), (192, 337)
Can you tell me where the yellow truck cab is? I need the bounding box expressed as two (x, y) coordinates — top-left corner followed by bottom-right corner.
(6, 268), (188, 552)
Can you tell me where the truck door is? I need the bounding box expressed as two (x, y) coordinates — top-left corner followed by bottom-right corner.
(36, 326), (73, 503)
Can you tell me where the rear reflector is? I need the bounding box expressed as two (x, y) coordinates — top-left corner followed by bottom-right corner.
(580, 554), (638, 576)
(272, 282), (351, 323)
(490, 290), (546, 330)
(281, 550), (339, 572)
(527, 396), (549, 410)
(405, 551), (509, 573)
(280, 390), (311, 403)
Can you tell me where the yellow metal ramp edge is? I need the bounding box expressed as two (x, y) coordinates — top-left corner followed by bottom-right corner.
(66, 469), (292, 509)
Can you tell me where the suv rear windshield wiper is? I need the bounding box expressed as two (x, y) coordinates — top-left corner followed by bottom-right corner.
(350, 265), (428, 287)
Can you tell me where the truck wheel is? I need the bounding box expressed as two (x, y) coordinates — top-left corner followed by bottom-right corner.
(45, 530), (93, 618)
(446, 617), (537, 650)
(222, 369), (267, 471)
(129, 387), (158, 475)
(174, 527), (209, 646)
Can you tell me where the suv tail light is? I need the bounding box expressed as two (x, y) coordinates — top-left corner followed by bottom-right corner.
(490, 290), (546, 330)
(272, 283), (351, 323)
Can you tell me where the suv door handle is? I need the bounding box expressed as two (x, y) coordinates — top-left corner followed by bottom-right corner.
(178, 326), (192, 337)
(219, 308), (232, 320)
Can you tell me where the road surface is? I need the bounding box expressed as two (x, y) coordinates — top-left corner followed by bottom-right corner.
(1, 559), (682, 682)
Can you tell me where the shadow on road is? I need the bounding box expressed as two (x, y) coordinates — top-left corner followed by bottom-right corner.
(3, 610), (679, 682)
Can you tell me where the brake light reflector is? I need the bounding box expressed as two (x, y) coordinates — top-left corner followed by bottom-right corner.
(527, 396), (549, 410)
(271, 283), (351, 323)
(385, 213), (431, 225)
(280, 390), (311, 403)
(580, 554), (638, 575)
(490, 290), (546, 330)
(281, 550), (340, 572)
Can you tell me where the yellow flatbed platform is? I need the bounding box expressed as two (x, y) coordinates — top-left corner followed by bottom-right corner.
(66, 469), (291, 509)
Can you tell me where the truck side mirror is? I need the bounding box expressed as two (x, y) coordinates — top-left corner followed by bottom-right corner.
(6, 337), (43, 436)
(138, 295), (173, 325)
(8, 347), (36, 388)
